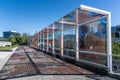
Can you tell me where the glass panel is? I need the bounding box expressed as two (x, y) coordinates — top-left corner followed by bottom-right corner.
(54, 31), (61, 48)
(63, 10), (76, 23)
(48, 24), (53, 49)
(31, 32), (38, 48)
(79, 52), (107, 65)
(78, 18), (107, 66)
(64, 49), (76, 58)
(54, 48), (61, 55)
(48, 24), (53, 34)
(78, 8), (105, 24)
(40, 31), (44, 50)
(43, 28), (48, 51)
(54, 21), (62, 31)
(63, 24), (76, 29)
(48, 47), (53, 53)
(48, 33), (53, 48)
(54, 21), (62, 48)
(79, 18), (107, 53)
(112, 54), (120, 73)
(63, 28), (76, 49)
(93, 18), (107, 53)
(62, 10), (77, 29)
(39, 32), (42, 50)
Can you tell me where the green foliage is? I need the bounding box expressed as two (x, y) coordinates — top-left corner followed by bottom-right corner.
(112, 41), (120, 55)
(8, 35), (17, 46)
(15, 35), (21, 44)
(112, 41), (120, 60)
(20, 33), (29, 45)
(8, 33), (29, 46)
(0, 46), (17, 50)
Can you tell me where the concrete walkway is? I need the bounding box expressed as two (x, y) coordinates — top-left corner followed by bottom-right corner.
(9, 75), (118, 80)
(10, 75), (87, 80)
(0, 47), (17, 70)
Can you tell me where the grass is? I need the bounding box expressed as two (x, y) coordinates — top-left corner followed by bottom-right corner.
(0, 46), (17, 50)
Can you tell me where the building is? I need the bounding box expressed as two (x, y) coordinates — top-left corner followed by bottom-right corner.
(3, 30), (20, 39)
(112, 25), (120, 41)
(0, 41), (11, 47)
(30, 5), (112, 74)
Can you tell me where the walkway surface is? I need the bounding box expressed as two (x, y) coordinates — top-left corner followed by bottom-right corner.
(0, 48), (16, 71)
(0, 46), (117, 80)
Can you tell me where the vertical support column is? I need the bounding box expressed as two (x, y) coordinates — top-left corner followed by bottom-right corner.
(43, 31), (44, 51)
(76, 9), (79, 61)
(61, 18), (64, 56)
(39, 32), (40, 50)
(52, 24), (55, 55)
(107, 13), (112, 73)
(40, 32), (41, 50)
(47, 28), (49, 52)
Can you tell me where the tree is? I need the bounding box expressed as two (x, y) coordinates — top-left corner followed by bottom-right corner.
(15, 35), (21, 45)
(8, 33), (29, 45)
(21, 33), (29, 45)
(8, 35), (16, 46)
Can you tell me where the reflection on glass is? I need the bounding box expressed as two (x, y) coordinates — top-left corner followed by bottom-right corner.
(48, 33), (53, 48)
(54, 31), (61, 48)
(79, 18), (107, 53)
(47, 24), (53, 53)
(78, 18), (107, 66)
(63, 28), (76, 49)
(40, 33), (44, 50)
(42, 28), (48, 51)
(63, 10), (76, 23)
(63, 24), (76, 29)
(54, 22), (62, 31)
(79, 52), (107, 65)
(78, 9), (105, 24)
(54, 48), (61, 55)
(64, 49), (76, 58)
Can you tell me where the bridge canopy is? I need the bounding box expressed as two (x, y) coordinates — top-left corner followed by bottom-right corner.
(32, 5), (111, 72)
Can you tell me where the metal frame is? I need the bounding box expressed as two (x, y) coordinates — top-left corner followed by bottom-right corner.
(76, 9), (79, 61)
(80, 5), (112, 73)
(33, 5), (113, 74)
(46, 28), (49, 52)
(52, 23), (55, 55)
(61, 18), (64, 56)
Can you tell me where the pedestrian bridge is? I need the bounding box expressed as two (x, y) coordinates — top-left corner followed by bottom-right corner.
(0, 46), (117, 80)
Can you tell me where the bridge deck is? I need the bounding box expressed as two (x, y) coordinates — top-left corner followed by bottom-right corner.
(0, 46), (117, 80)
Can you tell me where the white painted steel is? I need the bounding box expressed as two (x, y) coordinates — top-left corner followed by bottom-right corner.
(76, 9), (79, 61)
(43, 32), (44, 51)
(80, 5), (110, 15)
(107, 12), (112, 74)
(36, 5), (113, 75)
(52, 24), (55, 54)
(80, 4), (112, 74)
(61, 18), (64, 56)
(46, 28), (49, 52)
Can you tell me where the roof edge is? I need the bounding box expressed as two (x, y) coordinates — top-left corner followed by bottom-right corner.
(80, 5), (110, 15)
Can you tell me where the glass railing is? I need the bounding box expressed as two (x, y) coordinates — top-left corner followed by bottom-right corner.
(112, 54), (120, 73)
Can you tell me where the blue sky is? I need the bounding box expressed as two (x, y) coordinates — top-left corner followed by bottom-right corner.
(0, 0), (120, 37)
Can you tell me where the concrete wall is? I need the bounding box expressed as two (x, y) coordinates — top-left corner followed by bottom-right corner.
(0, 41), (12, 47)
